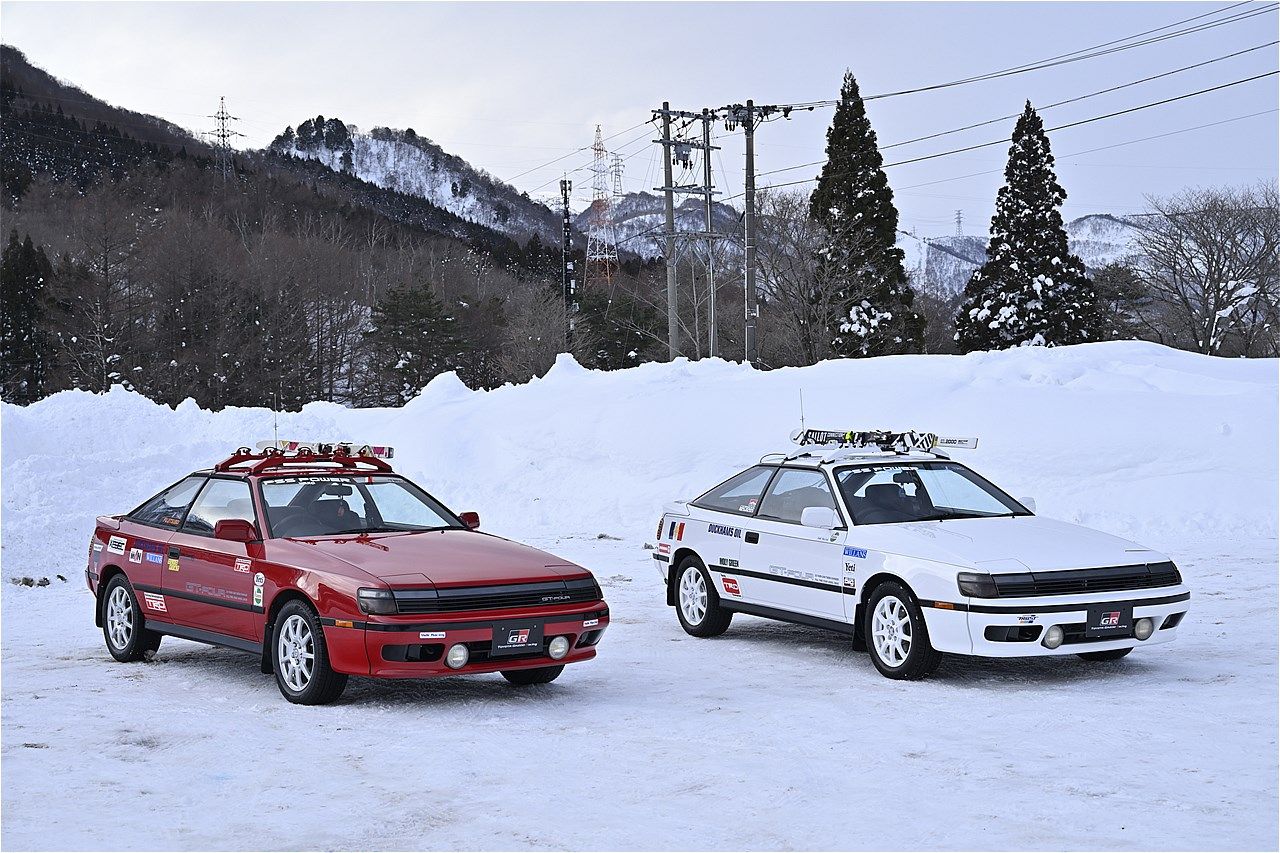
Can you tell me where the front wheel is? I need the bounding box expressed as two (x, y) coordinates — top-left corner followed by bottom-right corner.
(501, 665), (564, 685)
(1077, 648), (1132, 662)
(272, 600), (348, 705)
(102, 575), (162, 662)
(674, 558), (733, 638)
(864, 581), (941, 680)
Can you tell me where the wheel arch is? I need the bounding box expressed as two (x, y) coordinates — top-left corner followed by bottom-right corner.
(666, 547), (704, 606)
(94, 564), (128, 627)
(260, 588), (317, 674)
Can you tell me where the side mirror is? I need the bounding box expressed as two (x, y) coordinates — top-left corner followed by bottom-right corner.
(1019, 496), (1037, 514)
(800, 506), (839, 529)
(214, 519), (258, 542)
(459, 511), (480, 530)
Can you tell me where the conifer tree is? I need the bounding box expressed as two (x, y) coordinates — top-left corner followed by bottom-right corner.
(955, 102), (1099, 351)
(0, 230), (53, 403)
(361, 284), (466, 406)
(810, 70), (924, 357)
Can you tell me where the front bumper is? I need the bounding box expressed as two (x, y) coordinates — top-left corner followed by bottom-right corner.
(321, 605), (609, 678)
(921, 587), (1191, 657)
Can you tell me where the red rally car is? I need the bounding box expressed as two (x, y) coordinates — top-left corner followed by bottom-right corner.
(86, 443), (609, 704)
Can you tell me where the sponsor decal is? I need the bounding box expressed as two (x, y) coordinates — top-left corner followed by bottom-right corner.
(582, 618), (599, 628)
(507, 628), (531, 645)
(107, 536), (127, 555)
(1017, 614), (1037, 624)
(142, 591), (167, 613)
(843, 546), (868, 559)
(737, 497), (760, 512)
(253, 572), (265, 588)
(186, 581), (249, 604)
(92, 542), (104, 553)
(162, 516), (181, 526)
(128, 548), (143, 564)
(708, 523), (742, 538)
(419, 631), (447, 640)
(1099, 611), (1120, 627)
(667, 521), (685, 541)
(843, 561), (857, 573)
(658, 543), (671, 555)
(718, 557), (739, 568)
(842, 578), (857, 589)
(145, 552), (163, 564)
(721, 577), (742, 596)
(167, 556), (180, 572)
(234, 558), (252, 574)
(253, 587), (264, 608)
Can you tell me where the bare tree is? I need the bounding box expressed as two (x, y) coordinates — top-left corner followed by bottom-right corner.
(1133, 184), (1279, 355)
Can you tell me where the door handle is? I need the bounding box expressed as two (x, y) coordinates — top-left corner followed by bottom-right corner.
(745, 531), (760, 544)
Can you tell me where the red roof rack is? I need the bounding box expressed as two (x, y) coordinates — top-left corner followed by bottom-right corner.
(214, 445), (395, 475)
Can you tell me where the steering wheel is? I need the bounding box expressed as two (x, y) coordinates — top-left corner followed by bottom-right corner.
(272, 513), (337, 539)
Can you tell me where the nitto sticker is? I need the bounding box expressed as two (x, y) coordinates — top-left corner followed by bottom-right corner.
(128, 548), (143, 564)
(708, 523), (742, 538)
(107, 536), (127, 555)
(721, 577), (742, 596)
(253, 586), (263, 608)
(253, 572), (265, 588)
(419, 631), (446, 640)
(718, 557), (739, 568)
(142, 591), (167, 613)
(234, 558), (252, 574)
(582, 618), (599, 628)
(843, 546), (868, 558)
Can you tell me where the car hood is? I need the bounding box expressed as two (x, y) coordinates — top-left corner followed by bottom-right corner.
(880, 515), (1164, 572)
(278, 529), (589, 588)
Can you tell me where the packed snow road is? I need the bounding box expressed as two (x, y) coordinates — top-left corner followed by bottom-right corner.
(2, 531), (1275, 851)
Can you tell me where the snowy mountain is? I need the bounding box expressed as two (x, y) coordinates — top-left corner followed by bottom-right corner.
(270, 117), (561, 243)
(574, 191), (742, 259)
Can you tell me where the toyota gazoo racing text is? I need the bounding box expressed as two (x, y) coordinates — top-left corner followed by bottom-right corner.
(88, 442), (608, 704)
(653, 429), (1190, 680)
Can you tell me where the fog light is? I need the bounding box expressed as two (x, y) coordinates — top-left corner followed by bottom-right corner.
(548, 636), (570, 660)
(1134, 617), (1154, 641)
(445, 643), (469, 669)
(1042, 625), (1064, 649)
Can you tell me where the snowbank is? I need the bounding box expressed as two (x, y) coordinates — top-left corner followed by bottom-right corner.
(3, 342), (1275, 574)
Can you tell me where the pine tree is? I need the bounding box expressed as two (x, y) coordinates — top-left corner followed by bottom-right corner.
(810, 70), (924, 357)
(955, 102), (1099, 351)
(361, 284), (466, 406)
(0, 230), (54, 403)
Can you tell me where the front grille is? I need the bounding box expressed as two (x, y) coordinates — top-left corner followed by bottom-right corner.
(990, 562), (1181, 598)
(392, 576), (601, 614)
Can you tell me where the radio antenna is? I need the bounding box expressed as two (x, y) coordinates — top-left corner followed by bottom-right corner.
(799, 388), (806, 432)
(273, 388), (280, 448)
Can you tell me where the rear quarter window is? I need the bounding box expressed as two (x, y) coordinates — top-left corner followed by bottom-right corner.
(692, 466), (776, 515)
(128, 475), (207, 529)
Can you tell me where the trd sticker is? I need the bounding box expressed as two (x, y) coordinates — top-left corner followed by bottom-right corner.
(718, 557), (739, 568)
(843, 546), (868, 558)
(582, 618), (599, 628)
(107, 536), (127, 555)
(721, 577), (742, 596)
(128, 548), (143, 564)
(667, 521), (685, 541)
(708, 523), (742, 538)
(234, 558), (252, 574)
(419, 631), (446, 640)
(142, 592), (167, 613)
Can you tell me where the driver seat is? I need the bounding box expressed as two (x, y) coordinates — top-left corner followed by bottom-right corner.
(311, 499), (351, 529)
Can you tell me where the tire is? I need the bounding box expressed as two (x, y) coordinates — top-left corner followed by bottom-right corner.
(501, 665), (565, 686)
(673, 557), (733, 638)
(271, 600), (347, 705)
(101, 575), (163, 662)
(864, 581), (941, 680)
(1077, 648), (1133, 662)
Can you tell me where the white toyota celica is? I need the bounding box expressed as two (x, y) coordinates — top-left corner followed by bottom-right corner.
(653, 429), (1190, 680)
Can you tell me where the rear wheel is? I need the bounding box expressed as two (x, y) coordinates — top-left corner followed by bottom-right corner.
(272, 600), (347, 705)
(102, 575), (162, 662)
(864, 581), (941, 680)
(501, 665), (564, 685)
(1077, 648), (1133, 662)
(674, 558), (733, 638)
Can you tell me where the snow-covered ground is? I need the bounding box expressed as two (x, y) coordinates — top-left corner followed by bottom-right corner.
(3, 342), (1277, 850)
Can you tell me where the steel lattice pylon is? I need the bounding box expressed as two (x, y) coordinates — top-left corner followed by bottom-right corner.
(583, 126), (620, 294)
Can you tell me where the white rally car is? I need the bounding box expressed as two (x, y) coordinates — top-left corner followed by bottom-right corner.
(653, 429), (1190, 680)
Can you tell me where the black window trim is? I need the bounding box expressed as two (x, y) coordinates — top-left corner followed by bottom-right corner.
(124, 473), (211, 534)
(752, 463), (849, 529)
(181, 473), (263, 541)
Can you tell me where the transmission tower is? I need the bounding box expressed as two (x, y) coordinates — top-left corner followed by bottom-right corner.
(583, 126), (619, 293)
(954, 209), (964, 236)
(208, 96), (243, 183)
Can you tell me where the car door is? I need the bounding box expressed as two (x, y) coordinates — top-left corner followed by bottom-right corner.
(686, 466), (775, 606)
(164, 476), (261, 641)
(740, 467), (849, 620)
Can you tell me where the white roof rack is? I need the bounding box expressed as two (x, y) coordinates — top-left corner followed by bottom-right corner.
(771, 429), (979, 464)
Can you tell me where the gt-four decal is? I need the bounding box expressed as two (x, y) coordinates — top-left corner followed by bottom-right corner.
(721, 577), (742, 596)
(708, 523), (742, 538)
(142, 591), (167, 613)
(185, 581), (250, 604)
(107, 536), (127, 555)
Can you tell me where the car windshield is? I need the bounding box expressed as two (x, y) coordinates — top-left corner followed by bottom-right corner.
(258, 474), (463, 539)
(834, 461), (1030, 526)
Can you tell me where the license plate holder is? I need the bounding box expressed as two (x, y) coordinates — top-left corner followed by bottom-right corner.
(491, 621), (544, 656)
(1085, 604), (1133, 638)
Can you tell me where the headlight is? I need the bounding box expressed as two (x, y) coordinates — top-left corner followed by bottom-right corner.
(957, 572), (998, 598)
(548, 636), (570, 660)
(445, 643), (469, 669)
(356, 588), (397, 615)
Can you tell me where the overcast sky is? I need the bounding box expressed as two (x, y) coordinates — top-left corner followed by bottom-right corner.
(3, 1), (1277, 234)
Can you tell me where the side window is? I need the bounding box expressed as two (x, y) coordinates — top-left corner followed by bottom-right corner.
(183, 479), (256, 536)
(757, 469), (837, 524)
(693, 466), (776, 515)
(129, 475), (206, 529)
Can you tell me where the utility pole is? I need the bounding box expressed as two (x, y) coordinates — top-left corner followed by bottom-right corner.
(742, 99), (758, 364)
(208, 96), (242, 183)
(659, 103), (679, 360)
(560, 176), (576, 351)
(702, 108), (717, 358)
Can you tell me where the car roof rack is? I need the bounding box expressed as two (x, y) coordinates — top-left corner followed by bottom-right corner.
(772, 429), (979, 464)
(214, 442), (396, 475)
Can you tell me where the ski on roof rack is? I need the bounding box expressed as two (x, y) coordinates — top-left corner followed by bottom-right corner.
(789, 428), (978, 453)
(213, 442), (396, 474)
